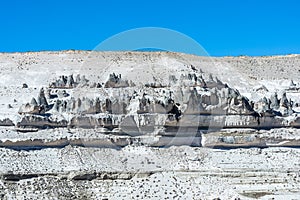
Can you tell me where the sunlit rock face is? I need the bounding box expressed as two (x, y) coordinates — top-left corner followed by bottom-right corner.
(3, 52), (300, 147)
(2, 51), (300, 147)
(0, 51), (300, 199)
(14, 71), (299, 136)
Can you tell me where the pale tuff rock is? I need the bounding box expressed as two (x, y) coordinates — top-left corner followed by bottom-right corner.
(1, 53), (300, 143)
(30, 97), (38, 106)
(1, 52), (300, 199)
(184, 88), (203, 114)
(270, 92), (280, 110)
(68, 114), (131, 130)
(206, 73), (224, 89)
(119, 116), (141, 136)
(0, 118), (14, 126)
(18, 103), (40, 115)
(66, 74), (75, 88)
(49, 75), (67, 88)
(253, 85), (269, 93)
(185, 85), (253, 115)
(14, 70), (300, 132)
(52, 97), (125, 115)
(78, 75), (89, 87)
(75, 74), (81, 83)
(17, 115), (68, 129)
(277, 92), (293, 116)
(280, 92), (289, 108)
(49, 74), (85, 88)
(105, 73), (136, 88)
(254, 97), (270, 114)
(37, 88), (48, 107)
(19, 88), (50, 115)
(50, 73), (134, 89)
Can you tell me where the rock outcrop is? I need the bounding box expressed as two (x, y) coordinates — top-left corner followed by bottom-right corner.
(12, 71), (300, 138)
(0, 118), (14, 126)
(1, 52), (300, 199)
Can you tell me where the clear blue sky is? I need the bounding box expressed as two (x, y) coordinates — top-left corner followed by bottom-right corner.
(1, 0), (299, 56)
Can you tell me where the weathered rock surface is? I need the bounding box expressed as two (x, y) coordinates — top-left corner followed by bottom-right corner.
(0, 51), (300, 199)
(0, 145), (299, 199)
(0, 118), (14, 126)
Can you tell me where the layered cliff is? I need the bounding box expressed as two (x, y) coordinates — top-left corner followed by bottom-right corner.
(0, 51), (300, 199)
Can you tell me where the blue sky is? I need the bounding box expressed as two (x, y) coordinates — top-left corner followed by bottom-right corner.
(0, 0), (299, 56)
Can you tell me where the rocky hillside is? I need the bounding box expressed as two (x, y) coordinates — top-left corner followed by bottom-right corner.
(0, 51), (300, 199)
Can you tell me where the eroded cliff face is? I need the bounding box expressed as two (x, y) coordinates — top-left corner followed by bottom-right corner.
(0, 51), (300, 199)
(11, 69), (300, 148)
